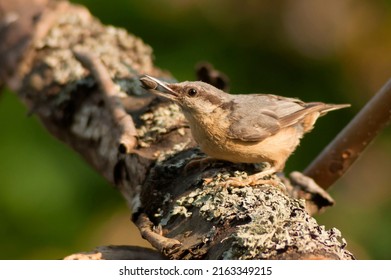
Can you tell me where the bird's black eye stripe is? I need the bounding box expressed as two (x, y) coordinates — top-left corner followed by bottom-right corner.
(187, 88), (198, 97)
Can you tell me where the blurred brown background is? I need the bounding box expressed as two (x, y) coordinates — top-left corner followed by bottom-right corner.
(1, 0), (391, 259)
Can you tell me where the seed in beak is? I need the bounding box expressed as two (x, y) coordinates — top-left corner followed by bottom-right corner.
(140, 76), (158, 90)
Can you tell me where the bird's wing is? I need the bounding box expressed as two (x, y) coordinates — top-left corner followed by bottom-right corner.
(226, 94), (322, 142)
(227, 109), (280, 141)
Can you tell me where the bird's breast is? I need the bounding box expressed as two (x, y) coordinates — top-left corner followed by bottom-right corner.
(184, 109), (230, 155)
(186, 109), (303, 165)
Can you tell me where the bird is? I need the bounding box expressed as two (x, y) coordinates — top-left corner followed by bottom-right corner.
(140, 75), (350, 185)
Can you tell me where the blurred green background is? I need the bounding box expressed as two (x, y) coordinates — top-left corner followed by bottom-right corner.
(1, 0), (391, 259)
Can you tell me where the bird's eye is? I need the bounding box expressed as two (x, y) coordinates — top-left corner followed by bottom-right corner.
(187, 88), (198, 97)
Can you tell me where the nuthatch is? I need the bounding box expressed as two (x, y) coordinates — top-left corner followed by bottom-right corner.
(140, 75), (349, 184)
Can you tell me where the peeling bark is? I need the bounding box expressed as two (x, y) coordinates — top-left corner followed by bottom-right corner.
(0, 0), (354, 260)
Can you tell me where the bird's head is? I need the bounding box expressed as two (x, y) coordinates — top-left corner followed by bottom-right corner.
(140, 75), (230, 115)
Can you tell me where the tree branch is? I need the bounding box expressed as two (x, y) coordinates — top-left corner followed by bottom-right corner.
(304, 79), (391, 190)
(0, 0), (354, 259)
(72, 48), (138, 154)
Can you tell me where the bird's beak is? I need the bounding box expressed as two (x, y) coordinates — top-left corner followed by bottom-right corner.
(140, 75), (179, 101)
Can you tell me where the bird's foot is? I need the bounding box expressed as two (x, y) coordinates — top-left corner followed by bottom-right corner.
(223, 176), (280, 187)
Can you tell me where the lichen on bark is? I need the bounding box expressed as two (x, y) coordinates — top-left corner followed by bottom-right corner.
(142, 163), (354, 260)
(1, 0), (356, 260)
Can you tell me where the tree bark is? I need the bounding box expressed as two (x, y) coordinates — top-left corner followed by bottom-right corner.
(0, 0), (353, 260)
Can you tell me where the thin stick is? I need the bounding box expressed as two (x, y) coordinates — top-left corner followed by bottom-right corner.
(72, 48), (138, 153)
(134, 213), (181, 253)
(304, 79), (391, 190)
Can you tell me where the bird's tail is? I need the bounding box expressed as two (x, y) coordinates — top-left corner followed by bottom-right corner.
(291, 102), (350, 132)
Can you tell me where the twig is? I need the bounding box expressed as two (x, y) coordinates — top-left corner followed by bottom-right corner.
(195, 62), (230, 92)
(304, 79), (391, 190)
(288, 171), (335, 215)
(72, 48), (138, 154)
(64, 245), (165, 260)
(134, 213), (181, 254)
